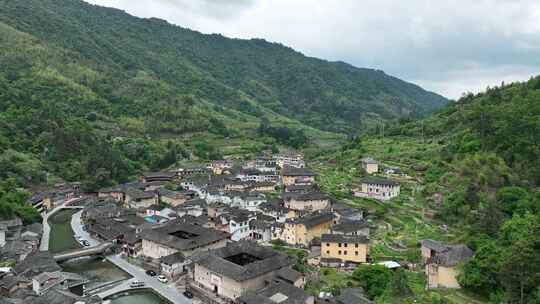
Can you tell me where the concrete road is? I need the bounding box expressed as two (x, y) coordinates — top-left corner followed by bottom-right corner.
(71, 210), (100, 247)
(107, 255), (192, 304)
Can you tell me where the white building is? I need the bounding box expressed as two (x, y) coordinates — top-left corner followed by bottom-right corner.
(353, 177), (400, 201)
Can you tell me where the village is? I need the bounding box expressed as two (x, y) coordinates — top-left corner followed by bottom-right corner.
(0, 152), (474, 304)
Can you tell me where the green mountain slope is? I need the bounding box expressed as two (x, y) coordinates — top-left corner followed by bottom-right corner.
(0, 20), (339, 189)
(321, 77), (540, 303)
(0, 0), (447, 133)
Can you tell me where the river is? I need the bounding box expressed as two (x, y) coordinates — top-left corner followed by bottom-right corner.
(107, 291), (170, 304)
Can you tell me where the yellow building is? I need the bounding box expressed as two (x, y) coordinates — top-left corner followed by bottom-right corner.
(192, 242), (292, 300)
(420, 240), (474, 289)
(283, 192), (330, 212)
(281, 166), (315, 186)
(321, 234), (369, 266)
(281, 213), (334, 247)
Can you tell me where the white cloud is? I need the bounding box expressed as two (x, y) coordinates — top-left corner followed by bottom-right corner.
(86, 0), (540, 99)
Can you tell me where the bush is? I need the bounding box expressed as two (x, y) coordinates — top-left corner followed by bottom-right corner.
(352, 265), (392, 299)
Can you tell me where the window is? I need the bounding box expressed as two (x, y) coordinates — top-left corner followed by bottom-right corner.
(344, 243), (348, 248)
(355, 251), (358, 255)
(338, 250), (341, 255)
(326, 243), (330, 247)
(338, 243), (342, 247)
(344, 251), (347, 255)
(326, 250), (330, 254)
(355, 243), (358, 248)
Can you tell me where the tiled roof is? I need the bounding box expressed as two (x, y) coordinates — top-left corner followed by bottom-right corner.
(294, 213), (334, 229)
(281, 166), (315, 177)
(338, 287), (373, 304)
(361, 157), (378, 164)
(194, 241), (291, 281)
(422, 240), (474, 267)
(161, 252), (185, 265)
(140, 221), (229, 251)
(12, 252), (61, 278)
(321, 234), (369, 244)
(282, 191), (328, 201)
(125, 188), (155, 200)
(256, 279), (312, 304)
(360, 177), (398, 186)
(331, 220), (369, 233)
(276, 267), (303, 284)
(143, 171), (176, 179)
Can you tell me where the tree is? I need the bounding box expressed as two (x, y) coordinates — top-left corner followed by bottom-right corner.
(498, 213), (540, 304)
(352, 265), (392, 299)
(387, 268), (412, 297)
(458, 239), (501, 295)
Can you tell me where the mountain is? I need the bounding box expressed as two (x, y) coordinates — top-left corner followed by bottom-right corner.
(0, 0), (446, 134)
(0, 0), (448, 193)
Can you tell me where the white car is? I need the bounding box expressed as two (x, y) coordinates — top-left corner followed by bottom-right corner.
(157, 275), (168, 283)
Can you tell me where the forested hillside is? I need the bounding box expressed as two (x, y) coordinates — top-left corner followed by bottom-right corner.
(0, 0), (446, 134)
(0, 0), (448, 209)
(326, 77), (540, 303)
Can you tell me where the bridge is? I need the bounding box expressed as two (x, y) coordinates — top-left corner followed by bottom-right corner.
(89, 278), (146, 299)
(53, 242), (113, 262)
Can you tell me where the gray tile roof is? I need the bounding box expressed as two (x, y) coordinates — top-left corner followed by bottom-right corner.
(125, 188), (155, 200)
(361, 157), (378, 164)
(331, 220), (369, 233)
(281, 166), (315, 177)
(360, 177), (399, 186)
(194, 241), (291, 282)
(276, 267), (303, 284)
(294, 213), (334, 229)
(12, 252), (61, 278)
(143, 171), (176, 179)
(282, 191), (329, 202)
(257, 279), (312, 304)
(337, 287), (373, 304)
(421, 240), (474, 267)
(161, 252), (185, 265)
(140, 220), (229, 251)
(321, 234), (369, 244)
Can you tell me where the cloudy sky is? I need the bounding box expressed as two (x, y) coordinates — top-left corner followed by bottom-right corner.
(86, 0), (540, 99)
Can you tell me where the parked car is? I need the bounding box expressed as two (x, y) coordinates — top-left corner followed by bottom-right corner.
(183, 290), (194, 299)
(145, 270), (157, 276)
(157, 275), (168, 283)
(82, 240), (90, 246)
(129, 281), (145, 288)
